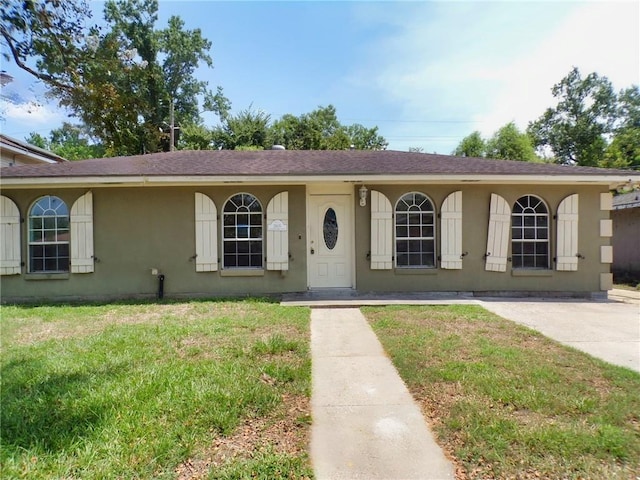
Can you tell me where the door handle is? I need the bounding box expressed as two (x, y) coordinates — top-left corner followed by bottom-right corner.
(310, 248), (315, 255)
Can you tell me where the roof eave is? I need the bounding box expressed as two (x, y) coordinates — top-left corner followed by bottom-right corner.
(1, 173), (638, 189)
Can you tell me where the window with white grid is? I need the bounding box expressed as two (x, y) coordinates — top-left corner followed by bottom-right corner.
(511, 195), (549, 269)
(28, 195), (70, 273)
(395, 192), (436, 268)
(223, 193), (263, 269)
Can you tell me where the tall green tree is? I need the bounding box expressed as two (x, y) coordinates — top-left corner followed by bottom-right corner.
(270, 105), (387, 150)
(527, 67), (617, 166)
(26, 123), (105, 160)
(485, 122), (538, 162)
(1, 0), (226, 156)
(602, 86), (640, 169)
(177, 122), (213, 150)
(453, 131), (485, 157)
(1, 0), (90, 89)
(346, 124), (388, 150)
(452, 125), (538, 161)
(211, 107), (272, 150)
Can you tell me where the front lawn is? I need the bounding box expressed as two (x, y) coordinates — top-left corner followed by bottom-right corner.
(1, 300), (313, 479)
(365, 305), (640, 480)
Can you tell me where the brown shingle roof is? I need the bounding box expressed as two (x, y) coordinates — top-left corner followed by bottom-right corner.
(0, 149), (637, 178)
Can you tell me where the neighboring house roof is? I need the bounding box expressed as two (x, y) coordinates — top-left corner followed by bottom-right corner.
(1, 150), (638, 187)
(0, 133), (68, 165)
(613, 191), (640, 210)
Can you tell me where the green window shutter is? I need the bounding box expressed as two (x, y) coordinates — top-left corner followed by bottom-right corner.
(195, 192), (218, 272)
(70, 191), (94, 273)
(0, 195), (21, 275)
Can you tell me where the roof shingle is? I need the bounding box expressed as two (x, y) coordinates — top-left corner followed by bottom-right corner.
(0, 149), (637, 178)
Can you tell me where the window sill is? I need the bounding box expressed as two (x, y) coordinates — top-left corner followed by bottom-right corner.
(511, 269), (552, 277)
(220, 269), (265, 277)
(25, 272), (70, 281)
(395, 267), (438, 275)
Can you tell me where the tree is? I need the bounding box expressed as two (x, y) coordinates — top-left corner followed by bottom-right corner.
(270, 105), (387, 150)
(453, 131), (485, 157)
(346, 124), (388, 150)
(177, 122), (213, 150)
(181, 103), (388, 151)
(602, 86), (640, 169)
(527, 67), (617, 166)
(270, 105), (347, 150)
(26, 123), (105, 160)
(1, 0), (226, 156)
(485, 122), (538, 162)
(211, 107), (272, 150)
(452, 125), (538, 161)
(1, 0), (91, 89)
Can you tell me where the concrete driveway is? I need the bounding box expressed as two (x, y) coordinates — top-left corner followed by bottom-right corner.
(479, 294), (640, 372)
(284, 289), (640, 372)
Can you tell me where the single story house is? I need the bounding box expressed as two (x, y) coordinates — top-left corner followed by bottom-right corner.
(0, 133), (67, 167)
(1, 149), (638, 302)
(612, 191), (640, 281)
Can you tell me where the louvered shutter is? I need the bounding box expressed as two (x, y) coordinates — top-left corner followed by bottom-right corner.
(370, 190), (393, 269)
(266, 191), (289, 270)
(556, 194), (579, 271)
(440, 191), (463, 269)
(485, 193), (511, 272)
(70, 191), (94, 273)
(194, 192), (218, 272)
(0, 195), (21, 275)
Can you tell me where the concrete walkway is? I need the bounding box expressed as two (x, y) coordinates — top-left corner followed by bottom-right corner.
(310, 308), (455, 480)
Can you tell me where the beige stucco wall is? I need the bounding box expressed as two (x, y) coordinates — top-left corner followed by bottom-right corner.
(0, 182), (610, 301)
(0, 185), (308, 301)
(354, 184), (610, 295)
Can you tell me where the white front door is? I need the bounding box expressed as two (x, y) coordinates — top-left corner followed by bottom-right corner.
(308, 194), (353, 288)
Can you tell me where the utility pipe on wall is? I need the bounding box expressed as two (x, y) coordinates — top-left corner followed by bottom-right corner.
(158, 274), (165, 299)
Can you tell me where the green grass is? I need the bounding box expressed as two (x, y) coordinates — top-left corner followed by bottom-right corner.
(1, 300), (313, 479)
(365, 305), (640, 480)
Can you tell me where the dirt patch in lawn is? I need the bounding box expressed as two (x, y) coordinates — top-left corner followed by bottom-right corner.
(175, 393), (310, 479)
(9, 303), (264, 346)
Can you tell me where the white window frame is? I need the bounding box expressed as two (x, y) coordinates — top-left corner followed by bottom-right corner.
(28, 195), (70, 273)
(394, 192), (436, 268)
(511, 195), (550, 269)
(222, 193), (263, 269)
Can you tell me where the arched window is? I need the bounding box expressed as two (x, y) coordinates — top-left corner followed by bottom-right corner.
(28, 195), (70, 272)
(511, 195), (549, 269)
(395, 192), (436, 268)
(223, 193), (263, 268)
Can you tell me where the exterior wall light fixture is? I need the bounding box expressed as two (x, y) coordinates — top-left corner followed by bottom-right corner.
(359, 185), (368, 207)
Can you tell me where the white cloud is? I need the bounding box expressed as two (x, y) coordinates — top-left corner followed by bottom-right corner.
(474, 1), (640, 136)
(3, 101), (61, 123)
(350, 1), (639, 152)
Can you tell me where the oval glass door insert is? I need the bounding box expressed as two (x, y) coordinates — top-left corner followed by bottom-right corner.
(323, 208), (338, 250)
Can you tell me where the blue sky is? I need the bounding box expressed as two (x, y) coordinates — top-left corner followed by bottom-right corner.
(1, 1), (638, 154)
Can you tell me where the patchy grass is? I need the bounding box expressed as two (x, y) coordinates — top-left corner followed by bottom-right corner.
(614, 282), (640, 292)
(365, 305), (640, 480)
(1, 300), (313, 479)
